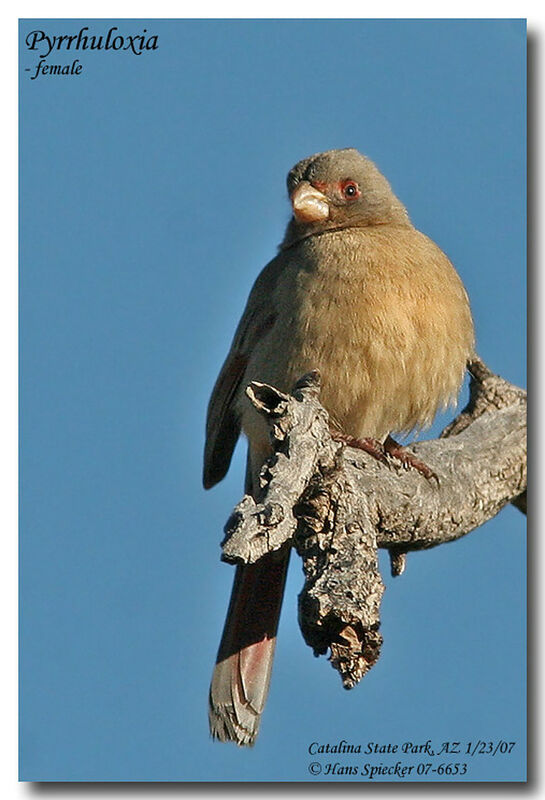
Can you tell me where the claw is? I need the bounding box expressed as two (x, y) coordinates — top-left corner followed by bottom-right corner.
(384, 436), (439, 484)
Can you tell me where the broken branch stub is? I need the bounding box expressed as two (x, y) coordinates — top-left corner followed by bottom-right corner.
(221, 371), (338, 565)
(294, 470), (385, 689)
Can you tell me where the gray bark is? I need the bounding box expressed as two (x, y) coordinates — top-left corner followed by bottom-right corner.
(220, 358), (527, 688)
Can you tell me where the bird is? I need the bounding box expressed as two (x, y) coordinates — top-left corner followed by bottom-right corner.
(203, 148), (475, 746)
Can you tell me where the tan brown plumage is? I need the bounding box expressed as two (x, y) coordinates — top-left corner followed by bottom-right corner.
(204, 148), (474, 746)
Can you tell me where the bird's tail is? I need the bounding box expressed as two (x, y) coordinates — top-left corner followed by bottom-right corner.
(208, 547), (290, 746)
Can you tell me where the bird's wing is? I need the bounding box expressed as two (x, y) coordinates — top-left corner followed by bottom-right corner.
(203, 257), (282, 489)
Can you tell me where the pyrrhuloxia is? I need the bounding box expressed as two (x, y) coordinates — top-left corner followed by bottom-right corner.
(204, 148), (474, 746)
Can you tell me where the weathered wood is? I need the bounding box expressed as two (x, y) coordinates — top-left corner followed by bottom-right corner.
(219, 358), (526, 687)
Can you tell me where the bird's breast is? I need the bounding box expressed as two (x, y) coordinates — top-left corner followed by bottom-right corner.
(240, 227), (474, 446)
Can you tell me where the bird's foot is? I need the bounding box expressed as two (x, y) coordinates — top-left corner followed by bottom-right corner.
(330, 430), (389, 466)
(383, 435), (439, 484)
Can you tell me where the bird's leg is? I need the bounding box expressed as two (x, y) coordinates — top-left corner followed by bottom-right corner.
(330, 429), (389, 465)
(383, 435), (439, 483)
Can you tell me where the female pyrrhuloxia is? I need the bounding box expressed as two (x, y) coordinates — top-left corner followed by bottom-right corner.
(204, 148), (474, 746)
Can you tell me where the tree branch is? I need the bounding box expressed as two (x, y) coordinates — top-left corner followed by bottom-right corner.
(220, 358), (526, 688)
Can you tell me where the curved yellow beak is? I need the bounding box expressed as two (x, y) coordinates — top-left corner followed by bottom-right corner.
(291, 181), (330, 223)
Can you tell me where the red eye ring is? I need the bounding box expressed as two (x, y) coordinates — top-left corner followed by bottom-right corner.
(341, 180), (360, 200)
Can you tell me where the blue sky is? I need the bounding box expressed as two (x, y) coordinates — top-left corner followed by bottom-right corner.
(19, 19), (526, 781)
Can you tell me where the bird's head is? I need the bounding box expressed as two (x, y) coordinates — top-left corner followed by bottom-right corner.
(282, 148), (410, 248)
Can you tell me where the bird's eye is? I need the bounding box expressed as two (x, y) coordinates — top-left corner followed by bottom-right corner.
(341, 180), (360, 200)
